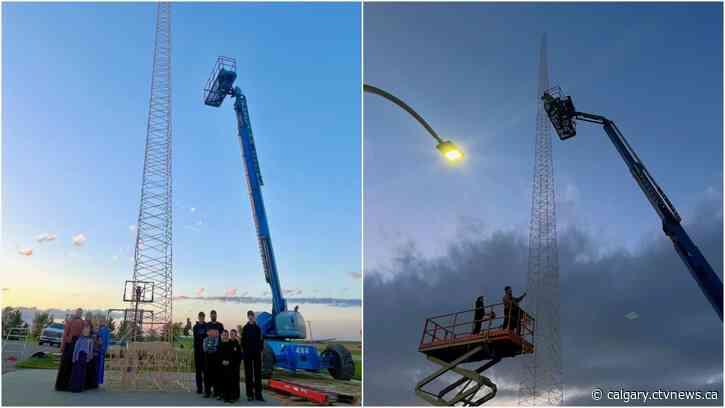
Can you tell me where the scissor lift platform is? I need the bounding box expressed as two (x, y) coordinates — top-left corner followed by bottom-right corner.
(415, 302), (535, 406)
(420, 328), (534, 363)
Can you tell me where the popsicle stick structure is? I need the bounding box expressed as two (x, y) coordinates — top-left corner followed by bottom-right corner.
(105, 342), (194, 391)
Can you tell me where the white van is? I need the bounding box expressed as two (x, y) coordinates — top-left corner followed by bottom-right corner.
(38, 322), (64, 347)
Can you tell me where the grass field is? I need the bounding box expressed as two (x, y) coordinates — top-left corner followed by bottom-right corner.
(15, 354), (60, 369)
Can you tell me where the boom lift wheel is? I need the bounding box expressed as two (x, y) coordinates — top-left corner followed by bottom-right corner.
(261, 343), (275, 379)
(322, 343), (355, 381)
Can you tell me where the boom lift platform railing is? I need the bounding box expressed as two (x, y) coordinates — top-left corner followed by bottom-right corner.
(416, 303), (534, 406)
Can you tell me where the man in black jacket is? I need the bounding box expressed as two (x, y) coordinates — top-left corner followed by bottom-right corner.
(472, 296), (485, 334)
(204, 310), (225, 399)
(192, 312), (207, 394)
(241, 310), (264, 402)
(502, 286), (526, 334)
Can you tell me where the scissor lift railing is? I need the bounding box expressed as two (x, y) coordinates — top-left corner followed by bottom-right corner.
(416, 303), (535, 406)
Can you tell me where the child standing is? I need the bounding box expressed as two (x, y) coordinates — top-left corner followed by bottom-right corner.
(69, 324), (94, 393)
(228, 330), (243, 402)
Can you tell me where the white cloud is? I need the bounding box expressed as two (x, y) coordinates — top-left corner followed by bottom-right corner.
(196, 287), (205, 297)
(18, 248), (33, 256)
(561, 182), (580, 204)
(625, 311), (639, 320)
(72, 233), (87, 246)
(225, 288), (238, 297)
(35, 233), (57, 243)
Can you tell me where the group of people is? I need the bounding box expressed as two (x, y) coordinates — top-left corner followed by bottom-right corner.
(193, 310), (265, 403)
(472, 286), (527, 335)
(54, 308), (110, 393)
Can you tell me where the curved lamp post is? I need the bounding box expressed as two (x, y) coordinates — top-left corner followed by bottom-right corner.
(364, 84), (464, 162)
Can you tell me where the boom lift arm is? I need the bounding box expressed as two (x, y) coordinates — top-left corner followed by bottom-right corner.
(204, 58), (302, 338)
(203, 57), (355, 380)
(232, 89), (287, 316)
(542, 89), (723, 321)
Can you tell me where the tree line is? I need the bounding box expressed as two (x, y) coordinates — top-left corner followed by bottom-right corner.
(1, 307), (186, 342)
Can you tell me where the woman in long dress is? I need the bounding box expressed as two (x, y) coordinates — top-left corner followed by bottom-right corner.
(229, 329), (242, 402)
(84, 322), (99, 390)
(55, 309), (84, 391)
(96, 320), (110, 385)
(69, 325), (94, 393)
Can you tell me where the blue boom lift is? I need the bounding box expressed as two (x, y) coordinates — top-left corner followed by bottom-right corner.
(203, 57), (356, 380)
(542, 87), (723, 321)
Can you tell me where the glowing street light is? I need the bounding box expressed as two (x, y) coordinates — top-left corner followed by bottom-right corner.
(364, 84), (465, 162)
(436, 140), (464, 162)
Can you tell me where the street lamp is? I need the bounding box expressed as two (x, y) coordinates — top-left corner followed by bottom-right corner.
(436, 141), (464, 161)
(364, 84), (464, 162)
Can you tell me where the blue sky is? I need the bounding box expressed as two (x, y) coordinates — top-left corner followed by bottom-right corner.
(2, 2), (361, 339)
(364, 2), (723, 272)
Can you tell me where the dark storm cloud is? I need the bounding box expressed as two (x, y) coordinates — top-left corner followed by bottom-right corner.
(363, 195), (723, 406)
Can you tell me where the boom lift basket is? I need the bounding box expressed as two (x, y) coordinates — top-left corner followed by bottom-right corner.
(204, 56), (237, 107)
(542, 86), (577, 140)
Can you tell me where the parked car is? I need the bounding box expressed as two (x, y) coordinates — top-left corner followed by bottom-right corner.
(109, 338), (127, 347)
(38, 322), (64, 347)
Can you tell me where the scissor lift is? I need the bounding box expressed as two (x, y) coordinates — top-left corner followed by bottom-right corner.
(415, 303), (534, 406)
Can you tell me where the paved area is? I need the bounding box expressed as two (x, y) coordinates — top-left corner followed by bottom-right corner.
(1, 369), (279, 406)
(2, 340), (58, 374)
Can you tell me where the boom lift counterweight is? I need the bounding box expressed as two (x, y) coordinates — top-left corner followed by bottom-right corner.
(542, 88), (723, 321)
(203, 57), (356, 380)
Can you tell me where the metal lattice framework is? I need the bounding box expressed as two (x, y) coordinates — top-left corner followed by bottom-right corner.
(518, 34), (564, 406)
(129, 2), (173, 341)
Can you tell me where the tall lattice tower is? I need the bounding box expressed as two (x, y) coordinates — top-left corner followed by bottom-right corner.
(128, 2), (173, 340)
(518, 34), (564, 406)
